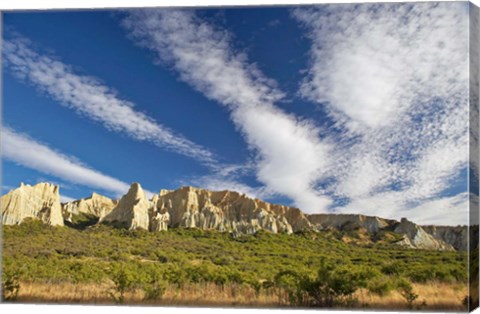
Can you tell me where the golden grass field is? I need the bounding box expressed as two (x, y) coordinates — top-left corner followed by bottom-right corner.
(12, 281), (467, 311)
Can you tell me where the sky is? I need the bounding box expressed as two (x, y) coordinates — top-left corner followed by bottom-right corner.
(1, 2), (475, 225)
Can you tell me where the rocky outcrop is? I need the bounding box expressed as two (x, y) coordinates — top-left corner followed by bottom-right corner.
(393, 218), (454, 251)
(152, 186), (304, 234)
(1, 181), (469, 251)
(1, 182), (64, 226)
(100, 183), (150, 230)
(307, 214), (455, 251)
(62, 192), (117, 221)
(149, 194), (170, 231)
(422, 225), (468, 251)
(308, 214), (393, 233)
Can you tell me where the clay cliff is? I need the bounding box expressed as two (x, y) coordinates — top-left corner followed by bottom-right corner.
(150, 186), (305, 234)
(100, 183), (150, 230)
(308, 214), (455, 251)
(393, 218), (454, 251)
(63, 192), (118, 221)
(1, 182), (471, 251)
(307, 213), (394, 233)
(422, 225), (469, 251)
(1, 182), (64, 226)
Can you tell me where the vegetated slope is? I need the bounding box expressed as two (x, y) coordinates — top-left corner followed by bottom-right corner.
(3, 220), (467, 290)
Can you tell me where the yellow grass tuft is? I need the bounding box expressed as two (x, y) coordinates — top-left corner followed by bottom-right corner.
(12, 281), (468, 311)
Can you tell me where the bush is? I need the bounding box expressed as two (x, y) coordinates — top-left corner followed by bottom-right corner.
(273, 270), (305, 305)
(142, 270), (167, 301)
(1, 272), (20, 301)
(396, 278), (419, 309)
(273, 259), (369, 307)
(367, 276), (394, 297)
(381, 261), (404, 275)
(109, 267), (136, 304)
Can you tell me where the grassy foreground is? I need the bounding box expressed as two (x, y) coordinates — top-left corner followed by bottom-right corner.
(1, 219), (470, 310)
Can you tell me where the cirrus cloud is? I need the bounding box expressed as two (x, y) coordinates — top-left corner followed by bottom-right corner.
(122, 9), (333, 212)
(2, 126), (154, 198)
(3, 37), (216, 165)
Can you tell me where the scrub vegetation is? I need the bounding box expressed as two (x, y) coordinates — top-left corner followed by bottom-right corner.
(2, 219), (469, 310)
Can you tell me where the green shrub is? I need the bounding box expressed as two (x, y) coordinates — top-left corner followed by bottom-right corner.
(274, 270), (305, 305)
(273, 259), (370, 307)
(1, 271), (20, 301)
(381, 261), (404, 275)
(142, 270), (167, 301)
(395, 278), (419, 309)
(109, 267), (136, 304)
(367, 276), (394, 297)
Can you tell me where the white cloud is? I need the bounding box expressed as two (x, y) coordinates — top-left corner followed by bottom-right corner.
(3, 37), (216, 164)
(60, 194), (77, 203)
(470, 3), (480, 193)
(294, 2), (470, 224)
(1, 127), (153, 197)
(185, 176), (276, 201)
(294, 2), (468, 131)
(122, 9), (333, 213)
(121, 6), (471, 224)
(399, 193), (469, 226)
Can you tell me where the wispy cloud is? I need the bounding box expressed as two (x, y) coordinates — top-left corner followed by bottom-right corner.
(122, 9), (333, 212)
(294, 2), (468, 132)
(184, 176), (276, 201)
(60, 194), (77, 203)
(1, 127), (153, 197)
(293, 2), (469, 224)
(3, 37), (216, 165)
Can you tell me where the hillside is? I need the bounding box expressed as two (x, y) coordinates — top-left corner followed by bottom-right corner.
(0, 182), (469, 251)
(2, 219), (470, 310)
(1, 181), (476, 310)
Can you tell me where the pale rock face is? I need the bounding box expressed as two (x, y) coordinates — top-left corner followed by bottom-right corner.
(394, 218), (454, 251)
(150, 211), (170, 231)
(308, 214), (392, 233)
(307, 214), (455, 251)
(154, 186), (304, 234)
(101, 183), (150, 230)
(62, 192), (117, 221)
(422, 225), (468, 251)
(257, 200), (312, 232)
(394, 234), (416, 249)
(1, 182), (64, 226)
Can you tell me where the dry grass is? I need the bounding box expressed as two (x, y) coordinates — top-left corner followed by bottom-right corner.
(15, 281), (280, 307)
(12, 281), (468, 310)
(356, 282), (468, 311)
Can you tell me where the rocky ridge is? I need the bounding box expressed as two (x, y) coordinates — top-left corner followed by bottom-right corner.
(307, 213), (394, 234)
(100, 183), (151, 230)
(63, 192), (118, 222)
(1, 182), (64, 226)
(422, 225), (469, 251)
(0, 182), (470, 251)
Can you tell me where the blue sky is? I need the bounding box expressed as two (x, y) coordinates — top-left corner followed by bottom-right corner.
(1, 2), (474, 225)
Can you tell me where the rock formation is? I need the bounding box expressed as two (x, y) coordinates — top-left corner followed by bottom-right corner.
(1, 182), (64, 226)
(308, 213), (393, 233)
(100, 183), (150, 230)
(1, 181), (470, 252)
(393, 218), (453, 250)
(62, 192), (117, 221)
(152, 186), (303, 234)
(308, 214), (455, 251)
(422, 225), (468, 251)
(149, 194), (170, 231)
